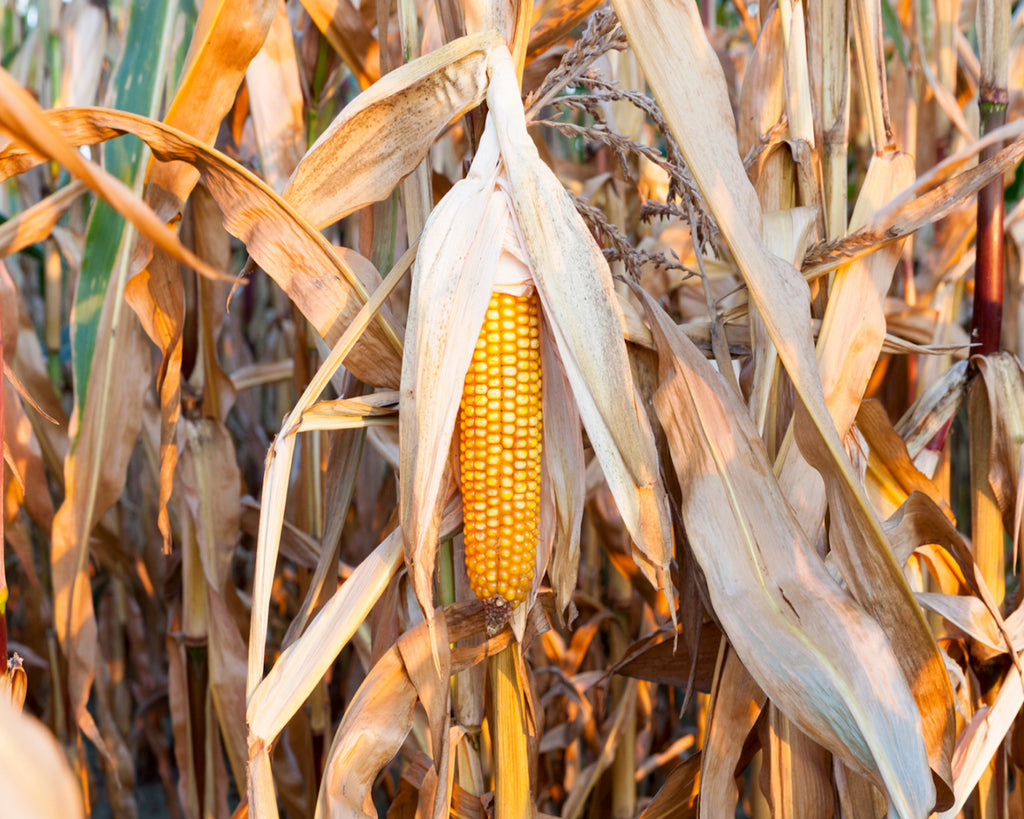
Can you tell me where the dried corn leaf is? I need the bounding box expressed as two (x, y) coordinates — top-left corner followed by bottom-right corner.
(915, 592), (1005, 653)
(857, 400), (951, 519)
(0, 105), (403, 387)
(895, 360), (968, 460)
(207, 582), (249, 796)
(766, 701), (837, 819)
(528, 0), (605, 57)
(248, 253), (411, 698)
(299, 0), (381, 89)
(561, 679), (637, 819)
(883, 491), (1015, 664)
(640, 291), (935, 818)
(793, 408), (956, 809)
(0, 180), (87, 256)
(937, 664), (1024, 817)
(701, 646), (764, 817)
(973, 354), (1024, 536)
(50, 263), (151, 755)
(778, 151), (915, 538)
(245, 0), (307, 192)
(612, 621), (720, 694)
(282, 31), (497, 230)
(293, 391), (399, 434)
(59, 0), (106, 108)
(639, 753), (700, 819)
(612, 3), (896, 621)
(147, 0), (276, 217)
(0, 69), (226, 285)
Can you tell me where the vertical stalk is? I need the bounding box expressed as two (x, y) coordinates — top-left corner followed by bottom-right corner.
(45, 241), (62, 387)
(608, 565), (634, 819)
(972, 0), (1010, 354)
(972, 113), (1007, 355)
(971, 3), (1009, 808)
(489, 641), (531, 818)
(818, 0), (849, 243)
(182, 523), (209, 815)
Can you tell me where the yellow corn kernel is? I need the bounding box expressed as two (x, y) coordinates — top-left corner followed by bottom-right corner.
(459, 291), (542, 630)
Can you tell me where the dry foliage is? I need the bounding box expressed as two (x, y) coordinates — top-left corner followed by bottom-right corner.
(1, 1), (1024, 818)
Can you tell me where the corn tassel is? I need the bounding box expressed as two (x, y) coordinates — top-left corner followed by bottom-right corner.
(459, 290), (542, 633)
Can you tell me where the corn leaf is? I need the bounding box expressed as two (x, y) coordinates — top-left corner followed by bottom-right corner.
(640, 291), (935, 818)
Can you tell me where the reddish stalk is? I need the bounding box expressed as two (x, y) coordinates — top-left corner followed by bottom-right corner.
(972, 93), (1008, 355)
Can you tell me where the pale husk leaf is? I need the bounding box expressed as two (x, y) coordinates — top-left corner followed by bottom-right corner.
(399, 128), (508, 623)
(540, 326), (585, 624)
(640, 291), (935, 818)
(487, 47), (674, 612)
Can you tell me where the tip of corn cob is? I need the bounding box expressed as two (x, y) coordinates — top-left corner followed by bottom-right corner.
(483, 596), (514, 636)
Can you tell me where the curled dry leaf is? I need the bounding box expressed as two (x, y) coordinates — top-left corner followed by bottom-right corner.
(282, 31), (499, 230)
(315, 616), (451, 819)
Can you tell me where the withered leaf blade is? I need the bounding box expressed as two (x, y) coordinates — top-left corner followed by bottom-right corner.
(793, 402), (956, 810)
(612, 621), (720, 693)
(0, 105), (403, 388)
(147, 0), (277, 217)
(640, 290), (935, 818)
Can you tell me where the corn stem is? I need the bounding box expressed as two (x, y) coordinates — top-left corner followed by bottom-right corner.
(489, 641), (531, 818)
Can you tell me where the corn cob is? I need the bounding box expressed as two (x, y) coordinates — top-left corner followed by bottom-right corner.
(459, 290), (542, 632)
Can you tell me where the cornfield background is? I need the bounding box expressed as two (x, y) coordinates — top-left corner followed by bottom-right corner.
(2, 0), (1024, 816)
